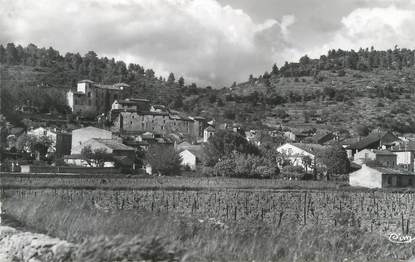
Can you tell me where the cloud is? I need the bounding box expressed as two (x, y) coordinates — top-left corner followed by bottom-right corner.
(0, 0), (296, 86)
(313, 5), (415, 56)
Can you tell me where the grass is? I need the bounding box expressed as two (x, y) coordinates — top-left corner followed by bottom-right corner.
(3, 194), (415, 262)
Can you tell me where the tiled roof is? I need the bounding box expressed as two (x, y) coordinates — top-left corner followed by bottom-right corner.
(291, 143), (327, 155)
(96, 84), (123, 90)
(348, 131), (394, 150)
(391, 141), (415, 151)
(79, 80), (95, 84)
(129, 98), (150, 102)
(93, 139), (135, 151)
(372, 150), (395, 155)
(372, 166), (415, 176)
(180, 145), (204, 160)
(117, 100), (141, 105)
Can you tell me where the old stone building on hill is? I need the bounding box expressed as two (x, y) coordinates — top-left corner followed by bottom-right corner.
(67, 80), (130, 116)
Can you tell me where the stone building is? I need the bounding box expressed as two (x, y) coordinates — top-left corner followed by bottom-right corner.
(67, 80), (129, 116)
(111, 111), (205, 140)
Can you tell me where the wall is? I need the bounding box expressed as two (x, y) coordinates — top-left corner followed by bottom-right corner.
(180, 150), (196, 170)
(394, 151), (414, 171)
(349, 165), (382, 188)
(353, 149), (375, 165)
(376, 154), (397, 167)
(56, 133), (72, 158)
(382, 174), (415, 188)
(19, 165), (120, 174)
(114, 112), (196, 138)
(71, 127), (112, 152)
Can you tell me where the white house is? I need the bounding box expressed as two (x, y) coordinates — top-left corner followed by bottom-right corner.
(276, 143), (326, 171)
(203, 126), (216, 143)
(349, 164), (415, 188)
(180, 146), (203, 170)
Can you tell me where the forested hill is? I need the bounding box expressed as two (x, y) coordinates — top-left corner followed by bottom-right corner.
(0, 42), (212, 119)
(3, 42), (415, 134)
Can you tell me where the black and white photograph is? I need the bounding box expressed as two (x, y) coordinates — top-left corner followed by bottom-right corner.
(2, 0), (415, 261)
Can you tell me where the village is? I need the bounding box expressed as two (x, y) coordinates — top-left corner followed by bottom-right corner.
(1, 79), (415, 189)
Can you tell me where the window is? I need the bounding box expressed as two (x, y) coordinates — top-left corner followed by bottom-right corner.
(88, 92), (91, 98)
(409, 178), (413, 186)
(388, 176), (392, 185)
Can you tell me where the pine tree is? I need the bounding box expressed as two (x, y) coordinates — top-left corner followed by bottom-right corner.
(167, 72), (175, 84)
(178, 76), (184, 87)
(272, 63), (279, 75)
(0, 45), (5, 63)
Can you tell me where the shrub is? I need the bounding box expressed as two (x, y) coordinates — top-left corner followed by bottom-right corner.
(146, 145), (182, 176)
(203, 130), (260, 166)
(213, 152), (279, 178)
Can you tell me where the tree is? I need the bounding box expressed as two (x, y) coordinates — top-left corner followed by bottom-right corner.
(16, 134), (53, 160)
(80, 145), (112, 167)
(302, 155), (313, 173)
(213, 152), (279, 178)
(0, 45), (5, 63)
(5, 43), (18, 65)
(316, 144), (350, 179)
(203, 130), (260, 166)
(146, 145), (182, 176)
(167, 72), (175, 84)
(272, 63), (279, 75)
(178, 76), (185, 87)
(355, 124), (369, 137)
(145, 69), (155, 78)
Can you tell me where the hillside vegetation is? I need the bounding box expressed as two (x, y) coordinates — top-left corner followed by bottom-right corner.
(1, 43), (415, 134)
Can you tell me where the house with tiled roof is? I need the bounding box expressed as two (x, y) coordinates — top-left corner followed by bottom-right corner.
(348, 131), (400, 151)
(65, 138), (136, 169)
(276, 143), (327, 172)
(343, 131), (400, 159)
(111, 98), (151, 112)
(310, 132), (336, 145)
(349, 164), (415, 188)
(179, 144), (204, 170)
(353, 149), (397, 167)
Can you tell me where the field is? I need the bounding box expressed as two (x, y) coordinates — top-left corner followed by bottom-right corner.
(5, 187), (415, 235)
(3, 175), (415, 261)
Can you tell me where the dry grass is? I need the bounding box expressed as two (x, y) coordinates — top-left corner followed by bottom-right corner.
(3, 194), (415, 262)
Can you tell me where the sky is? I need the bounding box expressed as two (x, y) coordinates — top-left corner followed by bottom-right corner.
(1, 0), (415, 87)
